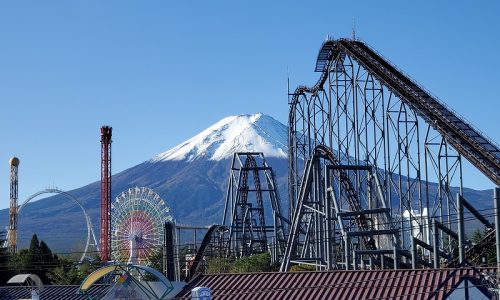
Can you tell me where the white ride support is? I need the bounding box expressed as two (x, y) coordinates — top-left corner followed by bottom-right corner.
(17, 188), (98, 263)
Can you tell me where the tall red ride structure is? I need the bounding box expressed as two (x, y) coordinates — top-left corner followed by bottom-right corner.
(100, 126), (112, 262)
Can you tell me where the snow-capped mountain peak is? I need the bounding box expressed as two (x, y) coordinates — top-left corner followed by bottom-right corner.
(152, 113), (288, 162)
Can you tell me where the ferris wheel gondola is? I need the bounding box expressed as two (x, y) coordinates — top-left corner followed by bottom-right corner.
(111, 187), (173, 265)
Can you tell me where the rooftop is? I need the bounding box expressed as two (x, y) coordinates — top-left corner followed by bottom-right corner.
(175, 268), (494, 300)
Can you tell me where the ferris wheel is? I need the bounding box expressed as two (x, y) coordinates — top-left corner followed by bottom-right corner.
(111, 187), (173, 265)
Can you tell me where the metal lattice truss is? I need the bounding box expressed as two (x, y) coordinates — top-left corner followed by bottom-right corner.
(285, 39), (500, 270)
(223, 153), (288, 262)
(281, 145), (399, 271)
(111, 187), (173, 265)
(7, 161), (19, 254)
(6, 188), (98, 263)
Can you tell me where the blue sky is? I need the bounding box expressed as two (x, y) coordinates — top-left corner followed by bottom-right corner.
(0, 1), (499, 209)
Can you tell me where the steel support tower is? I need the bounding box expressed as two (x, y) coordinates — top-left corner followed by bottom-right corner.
(8, 157), (19, 254)
(100, 126), (112, 262)
(285, 38), (500, 271)
(223, 153), (288, 263)
(281, 146), (399, 271)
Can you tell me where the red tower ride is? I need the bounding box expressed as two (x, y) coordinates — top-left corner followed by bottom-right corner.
(100, 126), (112, 262)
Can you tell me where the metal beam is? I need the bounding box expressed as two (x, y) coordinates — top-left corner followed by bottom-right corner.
(338, 208), (391, 218)
(457, 193), (465, 264)
(463, 196), (494, 229)
(495, 187), (500, 275)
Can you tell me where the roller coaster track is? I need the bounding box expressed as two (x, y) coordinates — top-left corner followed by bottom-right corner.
(353, 40), (498, 184)
(448, 229), (496, 267)
(240, 155), (268, 252)
(316, 145), (374, 244)
(292, 39), (500, 185)
(289, 38), (500, 269)
(336, 40), (500, 266)
(465, 229), (496, 264)
(281, 145), (377, 271)
(187, 225), (227, 281)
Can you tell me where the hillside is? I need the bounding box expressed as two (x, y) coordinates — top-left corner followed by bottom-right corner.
(0, 113), (494, 252)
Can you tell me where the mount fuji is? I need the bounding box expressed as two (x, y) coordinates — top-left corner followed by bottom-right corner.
(0, 113), (290, 251)
(152, 113), (288, 162)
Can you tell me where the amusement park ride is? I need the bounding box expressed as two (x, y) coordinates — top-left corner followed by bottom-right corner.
(282, 38), (500, 271)
(4, 38), (500, 297)
(111, 187), (173, 265)
(222, 152), (288, 263)
(100, 125), (112, 262)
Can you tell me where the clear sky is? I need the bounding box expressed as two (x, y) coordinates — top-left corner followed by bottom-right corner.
(0, 1), (499, 210)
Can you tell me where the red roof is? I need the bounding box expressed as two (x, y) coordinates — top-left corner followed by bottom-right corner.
(175, 268), (493, 299)
(0, 284), (110, 300)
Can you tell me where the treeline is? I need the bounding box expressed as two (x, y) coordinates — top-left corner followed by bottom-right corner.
(205, 252), (279, 274)
(3, 229), (493, 286)
(0, 232), (100, 285)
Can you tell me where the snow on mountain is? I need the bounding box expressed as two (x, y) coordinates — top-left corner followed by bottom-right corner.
(152, 113), (288, 162)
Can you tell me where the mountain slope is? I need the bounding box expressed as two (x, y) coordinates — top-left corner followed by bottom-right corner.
(153, 113), (287, 162)
(0, 113), (289, 251)
(0, 112), (495, 253)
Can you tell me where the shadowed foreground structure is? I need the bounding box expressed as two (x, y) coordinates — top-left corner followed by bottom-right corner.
(0, 285), (110, 300)
(176, 268), (493, 299)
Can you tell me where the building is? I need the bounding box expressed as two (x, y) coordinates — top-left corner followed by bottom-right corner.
(0, 267), (494, 299)
(176, 267), (494, 299)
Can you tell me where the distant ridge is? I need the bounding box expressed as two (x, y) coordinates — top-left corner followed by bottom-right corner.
(0, 113), (290, 251)
(0, 113), (492, 252)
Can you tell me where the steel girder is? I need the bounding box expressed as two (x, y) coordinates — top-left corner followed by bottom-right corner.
(287, 39), (499, 270)
(223, 153), (288, 263)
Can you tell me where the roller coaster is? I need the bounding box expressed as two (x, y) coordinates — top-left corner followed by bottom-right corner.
(5, 188), (98, 263)
(187, 38), (499, 275)
(283, 38), (500, 271)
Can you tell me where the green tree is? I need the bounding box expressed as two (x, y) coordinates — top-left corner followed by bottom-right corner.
(0, 231), (13, 284)
(46, 264), (81, 285)
(230, 252), (277, 273)
(471, 228), (496, 265)
(206, 257), (235, 274)
(148, 247), (164, 273)
(8, 249), (32, 274)
(471, 229), (485, 244)
(205, 253), (279, 275)
(46, 257), (100, 285)
(39, 241), (53, 260)
(141, 247), (165, 281)
(8, 234), (59, 283)
(289, 264), (315, 272)
(28, 234), (41, 262)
